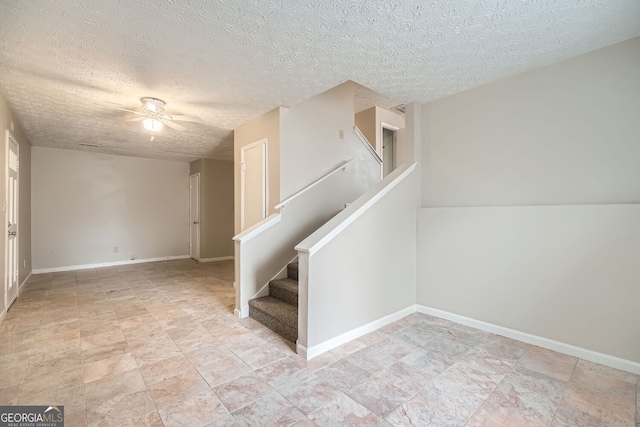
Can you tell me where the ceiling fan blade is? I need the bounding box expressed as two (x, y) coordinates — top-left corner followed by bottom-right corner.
(126, 117), (146, 122)
(165, 114), (203, 123)
(162, 119), (186, 131)
(94, 103), (145, 115)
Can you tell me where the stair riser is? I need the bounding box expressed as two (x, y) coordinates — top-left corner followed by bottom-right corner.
(287, 264), (298, 280)
(270, 286), (297, 306)
(249, 307), (297, 343)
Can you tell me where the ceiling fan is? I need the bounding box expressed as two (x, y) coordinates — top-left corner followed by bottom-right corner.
(103, 97), (203, 132)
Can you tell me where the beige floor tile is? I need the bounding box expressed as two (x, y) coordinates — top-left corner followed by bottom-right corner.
(307, 394), (382, 427)
(386, 393), (463, 427)
(517, 346), (578, 382)
(157, 389), (230, 427)
(196, 354), (253, 387)
(0, 383), (21, 405)
(213, 372), (275, 412)
(25, 352), (83, 380)
(81, 329), (127, 350)
(19, 384), (85, 413)
(231, 391), (305, 426)
(64, 410), (88, 427)
(84, 369), (155, 427)
(278, 373), (345, 415)
(0, 364), (27, 387)
(147, 367), (210, 407)
(236, 342), (288, 369)
(83, 352), (138, 383)
(139, 353), (194, 386)
(2, 260), (636, 427)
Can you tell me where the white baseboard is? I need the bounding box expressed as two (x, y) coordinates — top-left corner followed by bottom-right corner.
(199, 256), (234, 263)
(32, 255), (192, 274)
(18, 272), (32, 295)
(417, 305), (640, 375)
(297, 305), (416, 360)
(234, 306), (249, 319)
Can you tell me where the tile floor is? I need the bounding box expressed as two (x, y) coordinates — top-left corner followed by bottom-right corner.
(0, 259), (637, 427)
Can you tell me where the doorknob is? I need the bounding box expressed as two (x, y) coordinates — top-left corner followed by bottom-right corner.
(193, 221), (199, 224)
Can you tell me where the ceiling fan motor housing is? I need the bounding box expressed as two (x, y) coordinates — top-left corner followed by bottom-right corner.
(141, 97), (165, 114)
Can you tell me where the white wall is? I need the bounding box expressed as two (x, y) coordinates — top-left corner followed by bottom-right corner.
(419, 205), (640, 364)
(32, 147), (190, 271)
(281, 81), (378, 201)
(418, 38), (640, 367)
(297, 165), (418, 356)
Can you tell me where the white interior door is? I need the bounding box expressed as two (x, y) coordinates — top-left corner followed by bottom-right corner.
(5, 132), (18, 310)
(240, 139), (267, 231)
(189, 174), (200, 260)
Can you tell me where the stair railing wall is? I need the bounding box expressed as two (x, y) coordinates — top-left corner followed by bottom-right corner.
(295, 162), (419, 359)
(233, 160), (366, 318)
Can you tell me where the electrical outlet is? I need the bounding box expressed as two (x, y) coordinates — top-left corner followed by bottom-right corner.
(113, 246), (119, 253)
(50, 250), (55, 257)
(339, 129), (344, 139)
(23, 260), (26, 268)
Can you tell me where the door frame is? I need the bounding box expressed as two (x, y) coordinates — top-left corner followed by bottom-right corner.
(380, 122), (400, 179)
(239, 138), (268, 231)
(4, 130), (19, 313)
(189, 173), (200, 261)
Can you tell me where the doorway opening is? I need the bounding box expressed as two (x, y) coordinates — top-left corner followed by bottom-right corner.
(382, 125), (398, 178)
(189, 173), (200, 261)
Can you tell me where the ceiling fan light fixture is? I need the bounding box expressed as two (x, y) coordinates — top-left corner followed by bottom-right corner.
(143, 117), (163, 132)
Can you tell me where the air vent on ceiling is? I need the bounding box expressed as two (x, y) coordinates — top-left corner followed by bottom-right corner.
(79, 143), (100, 147)
(391, 104), (406, 114)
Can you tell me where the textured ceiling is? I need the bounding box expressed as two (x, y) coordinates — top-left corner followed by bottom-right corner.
(0, 1), (638, 162)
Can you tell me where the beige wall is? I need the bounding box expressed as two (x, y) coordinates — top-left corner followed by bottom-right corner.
(355, 106), (405, 157)
(418, 38), (640, 364)
(280, 82), (362, 200)
(234, 107), (281, 235)
(32, 147), (190, 271)
(422, 37), (640, 207)
(0, 93), (32, 316)
(197, 159), (234, 259)
(299, 166), (419, 351)
(354, 107), (376, 150)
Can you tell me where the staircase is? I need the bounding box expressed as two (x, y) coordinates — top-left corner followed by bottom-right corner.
(248, 261), (298, 343)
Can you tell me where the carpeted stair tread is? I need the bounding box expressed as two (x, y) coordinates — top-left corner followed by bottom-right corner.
(249, 296), (297, 342)
(269, 278), (298, 305)
(287, 262), (299, 280)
